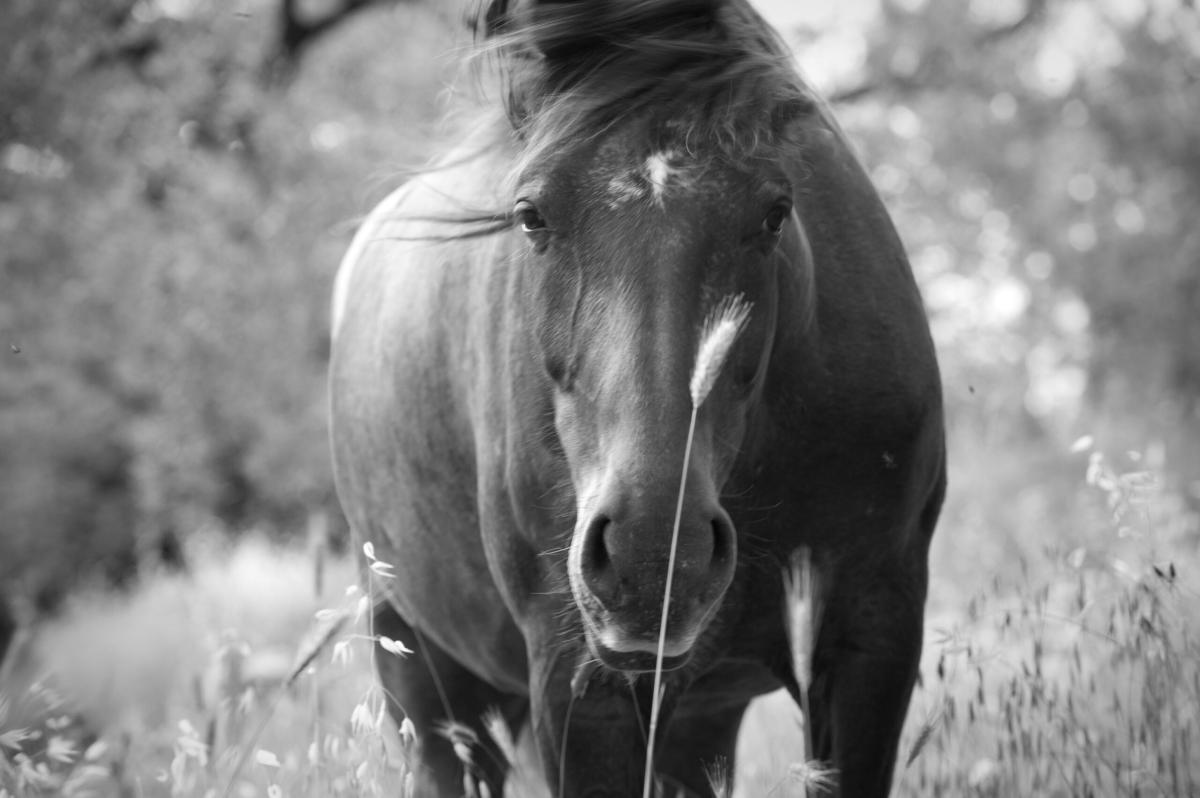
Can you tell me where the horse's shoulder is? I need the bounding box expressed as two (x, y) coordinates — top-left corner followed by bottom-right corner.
(331, 182), (422, 341)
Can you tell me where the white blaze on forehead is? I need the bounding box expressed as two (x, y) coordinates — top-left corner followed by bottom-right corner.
(645, 151), (673, 197)
(645, 149), (680, 203)
(603, 149), (690, 207)
(606, 172), (645, 206)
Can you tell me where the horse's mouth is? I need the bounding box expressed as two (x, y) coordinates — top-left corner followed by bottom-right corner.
(586, 636), (692, 673)
(578, 607), (698, 672)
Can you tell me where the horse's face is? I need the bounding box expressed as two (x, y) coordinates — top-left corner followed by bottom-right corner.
(515, 121), (793, 670)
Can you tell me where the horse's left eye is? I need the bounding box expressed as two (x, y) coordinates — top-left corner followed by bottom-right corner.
(762, 202), (791, 236)
(514, 200), (548, 234)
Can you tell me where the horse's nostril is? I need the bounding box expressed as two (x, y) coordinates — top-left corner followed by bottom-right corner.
(580, 514), (617, 604)
(711, 513), (735, 566)
(584, 515), (611, 571)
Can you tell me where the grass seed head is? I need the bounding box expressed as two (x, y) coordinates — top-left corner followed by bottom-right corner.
(904, 703), (943, 768)
(788, 760), (838, 793)
(482, 708), (518, 768)
(286, 610), (350, 687)
(689, 295), (752, 407)
(704, 757), (732, 798)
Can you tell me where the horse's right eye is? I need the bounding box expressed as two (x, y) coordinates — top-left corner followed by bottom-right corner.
(762, 201), (791, 236)
(515, 201), (548, 234)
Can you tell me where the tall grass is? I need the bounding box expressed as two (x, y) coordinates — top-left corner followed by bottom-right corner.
(898, 559), (1197, 797)
(1, 441), (1196, 797)
(643, 295), (752, 798)
(893, 442), (1199, 797)
(0, 535), (416, 798)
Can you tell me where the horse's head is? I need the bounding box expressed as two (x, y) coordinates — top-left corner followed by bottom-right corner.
(486, 0), (813, 671)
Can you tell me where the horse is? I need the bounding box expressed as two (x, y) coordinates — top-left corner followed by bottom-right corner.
(329, 1), (946, 795)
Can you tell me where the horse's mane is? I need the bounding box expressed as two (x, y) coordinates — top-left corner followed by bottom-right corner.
(476, 0), (815, 172)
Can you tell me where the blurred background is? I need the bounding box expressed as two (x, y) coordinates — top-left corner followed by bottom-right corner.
(1, 0), (1198, 792)
(5, 0), (1198, 613)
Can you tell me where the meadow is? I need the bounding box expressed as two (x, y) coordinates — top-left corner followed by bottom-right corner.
(2, 437), (1196, 797)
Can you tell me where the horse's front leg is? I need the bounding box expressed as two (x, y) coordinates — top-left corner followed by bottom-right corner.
(801, 561), (926, 798)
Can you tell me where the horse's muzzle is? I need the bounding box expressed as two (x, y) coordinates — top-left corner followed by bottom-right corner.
(570, 496), (736, 670)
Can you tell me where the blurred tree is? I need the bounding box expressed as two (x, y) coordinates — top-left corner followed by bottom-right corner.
(819, 0), (1200, 483)
(0, 0), (452, 605)
(278, 0), (389, 62)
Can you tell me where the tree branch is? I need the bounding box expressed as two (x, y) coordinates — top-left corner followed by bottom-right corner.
(828, 0), (1051, 104)
(278, 0), (388, 61)
(977, 0), (1049, 46)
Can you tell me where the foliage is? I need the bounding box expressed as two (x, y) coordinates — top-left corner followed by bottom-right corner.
(1, 0), (453, 601)
(823, 0), (1200, 460)
(0, 538), (398, 797)
(899, 444), (1199, 796)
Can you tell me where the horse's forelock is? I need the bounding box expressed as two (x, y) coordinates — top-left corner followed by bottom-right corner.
(478, 0), (720, 45)
(527, 0), (720, 61)
(477, 0), (814, 166)
(414, 0), (818, 245)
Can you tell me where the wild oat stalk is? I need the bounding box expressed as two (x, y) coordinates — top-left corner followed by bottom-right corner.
(642, 295), (751, 798)
(219, 608), (350, 797)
